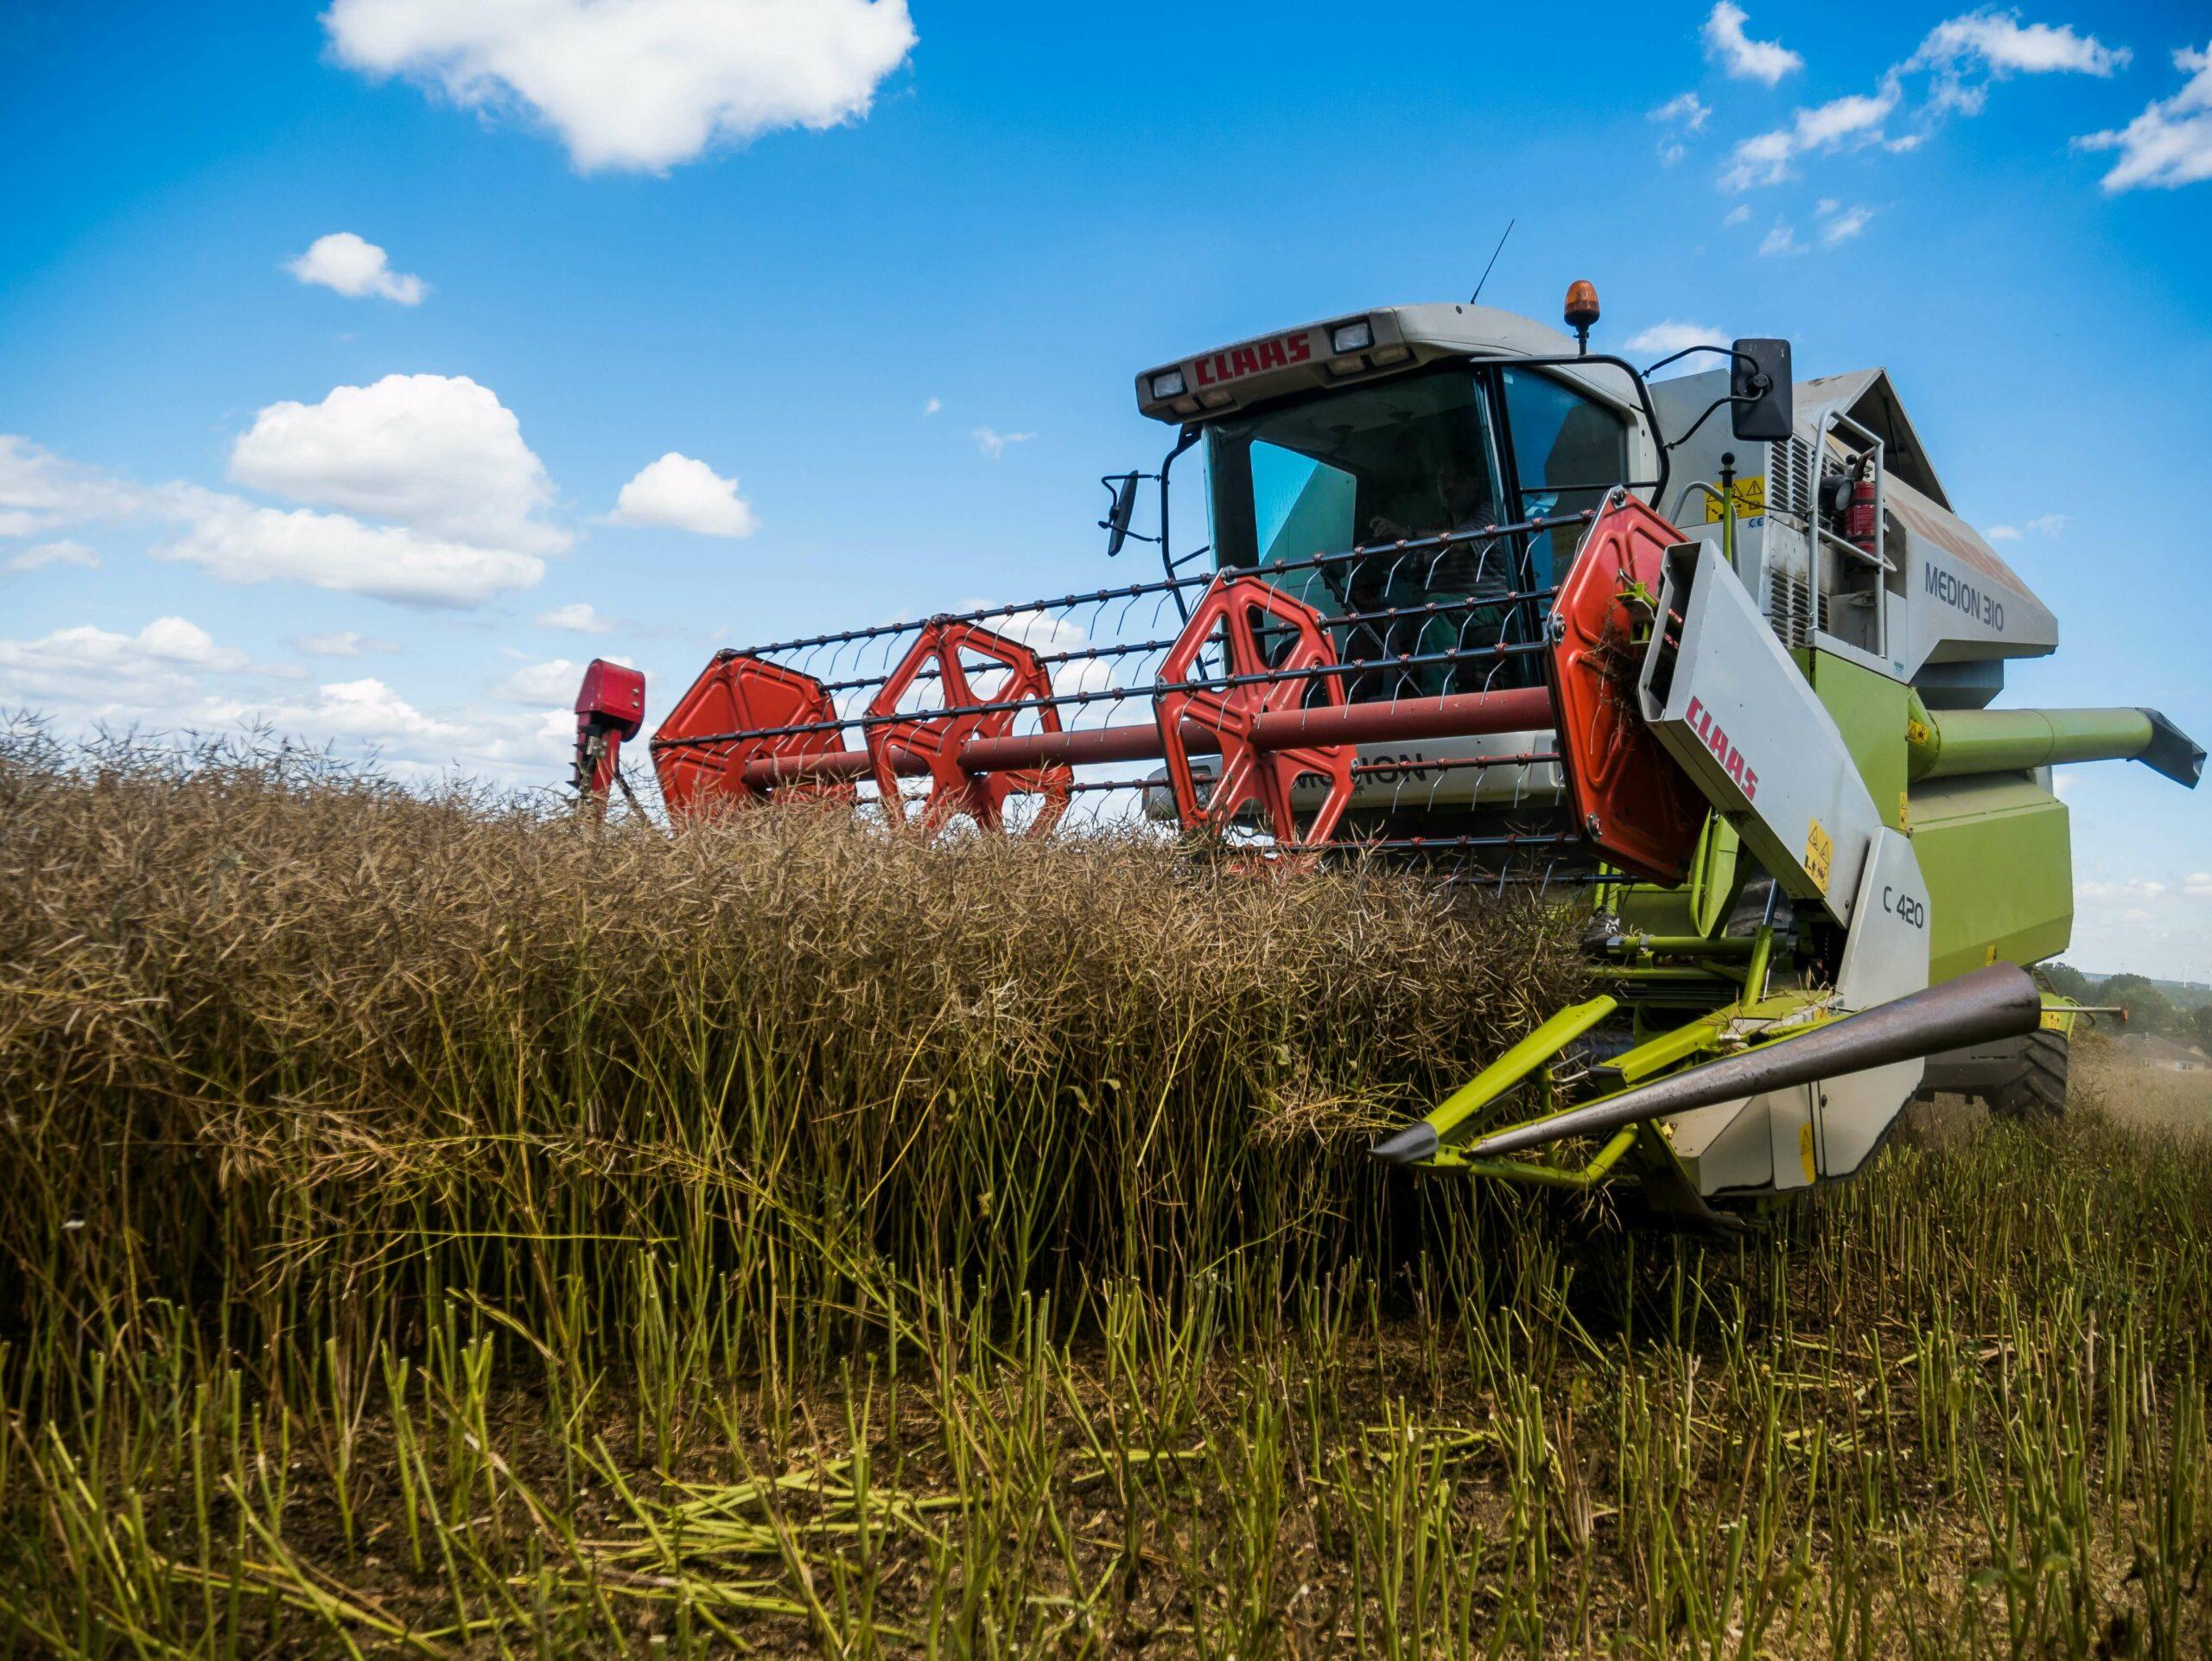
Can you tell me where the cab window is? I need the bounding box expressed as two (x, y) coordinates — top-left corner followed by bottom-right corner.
(1501, 369), (1628, 581)
(1203, 366), (1524, 697)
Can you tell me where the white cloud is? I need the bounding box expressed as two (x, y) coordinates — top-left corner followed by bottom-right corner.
(156, 500), (544, 607)
(973, 427), (1034, 460)
(285, 232), (427, 303)
(2070, 866), (2212, 978)
(1723, 203), (1754, 226)
(492, 657), (589, 705)
(1798, 85), (1904, 147)
(1820, 202), (1874, 243)
(923, 397), (942, 417)
(6, 417), (556, 611)
(323, 0), (918, 173)
(0, 614), (571, 786)
(1625, 321), (1730, 359)
(0, 617), (247, 722)
(607, 452), (759, 538)
(1985, 512), (2067, 541)
(973, 608), (1115, 702)
(1658, 140), (1688, 166)
(2079, 877), (2167, 901)
(138, 617), (248, 669)
(536, 601), (613, 633)
(5, 539), (99, 572)
(209, 677), (467, 745)
(1910, 13), (2128, 80)
(1650, 92), (1712, 130)
(1722, 128), (1797, 189)
(2051, 769), (2076, 798)
(488, 654), (633, 708)
(229, 373), (563, 554)
(1726, 82), (1903, 188)
(293, 629), (398, 657)
(1759, 222), (1805, 256)
(2076, 43), (2212, 193)
(1703, 3), (1802, 85)
(1909, 11), (2129, 118)
(0, 436), (156, 538)
(1722, 13), (2133, 191)
(197, 678), (574, 780)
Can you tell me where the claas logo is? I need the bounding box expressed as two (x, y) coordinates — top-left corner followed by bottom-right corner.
(1192, 332), (1313, 389)
(1683, 694), (1759, 802)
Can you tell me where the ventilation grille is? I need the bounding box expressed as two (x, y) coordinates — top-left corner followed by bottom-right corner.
(1766, 565), (1823, 650)
(1766, 436), (1817, 522)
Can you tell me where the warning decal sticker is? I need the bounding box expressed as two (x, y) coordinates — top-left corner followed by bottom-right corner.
(1703, 474), (1767, 522)
(1803, 817), (1834, 894)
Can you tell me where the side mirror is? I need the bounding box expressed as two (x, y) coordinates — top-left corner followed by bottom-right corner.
(1099, 472), (1141, 558)
(1730, 338), (1794, 442)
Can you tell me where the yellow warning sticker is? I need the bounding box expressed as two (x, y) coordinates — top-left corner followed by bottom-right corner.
(1798, 1121), (1817, 1182)
(1704, 474), (1767, 522)
(1803, 817), (1834, 894)
(1906, 716), (1933, 747)
(1897, 790), (1910, 832)
(2040, 1006), (2071, 1032)
(1985, 944), (2000, 966)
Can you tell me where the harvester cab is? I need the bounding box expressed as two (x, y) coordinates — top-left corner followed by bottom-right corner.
(575, 282), (2202, 1228)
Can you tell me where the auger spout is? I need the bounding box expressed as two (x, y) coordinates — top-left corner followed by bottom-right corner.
(1907, 695), (2203, 789)
(1459, 964), (2042, 1162)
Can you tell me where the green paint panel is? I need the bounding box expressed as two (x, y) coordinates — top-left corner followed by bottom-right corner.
(1907, 774), (2072, 982)
(1813, 652), (1910, 830)
(1912, 706), (2156, 781)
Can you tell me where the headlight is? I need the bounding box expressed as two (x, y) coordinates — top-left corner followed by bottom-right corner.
(1329, 320), (1374, 353)
(1149, 369), (1187, 400)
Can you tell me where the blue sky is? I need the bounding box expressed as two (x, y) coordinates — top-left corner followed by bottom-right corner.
(3, 0), (2208, 975)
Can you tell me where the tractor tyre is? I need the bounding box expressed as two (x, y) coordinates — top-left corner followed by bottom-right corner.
(1987, 1029), (2068, 1121)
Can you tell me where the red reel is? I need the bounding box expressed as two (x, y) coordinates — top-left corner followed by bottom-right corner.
(652, 654), (855, 816)
(1547, 494), (1707, 882)
(1154, 575), (1354, 848)
(865, 620), (1073, 835)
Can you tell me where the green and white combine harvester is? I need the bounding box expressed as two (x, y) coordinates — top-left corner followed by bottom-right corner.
(574, 280), (2202, 1228)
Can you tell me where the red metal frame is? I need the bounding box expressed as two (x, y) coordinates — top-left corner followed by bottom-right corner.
(1154, 575), (1355, 844)
(865, 620), (1073, 834)
(573, 659), (646, 799)
(653, 655), (853, 815)
(1546, 497), (1707, 883)
(724, 684), (1557, 792)
(634, 592), (1569, 843)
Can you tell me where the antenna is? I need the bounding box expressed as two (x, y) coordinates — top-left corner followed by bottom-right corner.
(1470, 218), (1515, 305)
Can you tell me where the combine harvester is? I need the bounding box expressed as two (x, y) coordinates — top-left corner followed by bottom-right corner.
(572, 283), (2200, 1226)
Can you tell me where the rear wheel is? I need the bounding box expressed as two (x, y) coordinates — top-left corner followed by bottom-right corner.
(1987, 1029), (2068, 1120)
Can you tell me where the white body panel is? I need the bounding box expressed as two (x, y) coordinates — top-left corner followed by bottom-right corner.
(1147, 733), (1566, 821)
(1639, 541), (1884, 926)
(1649, 366), (2057, 695)
(1666, 830), (1932, 1200)
(1894, 487), (2059, 670)
(1815, 829), (1933, 1177)
(1664, 1091), (1775, 1194)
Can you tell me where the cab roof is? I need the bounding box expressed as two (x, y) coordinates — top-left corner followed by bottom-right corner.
(1135, 302), (1642, 424)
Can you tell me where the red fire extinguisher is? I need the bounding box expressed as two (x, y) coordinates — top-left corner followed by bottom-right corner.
(1847, 461), (1878, 557)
